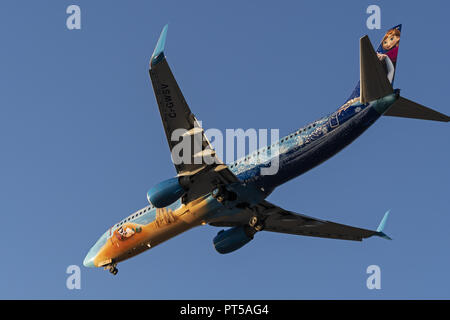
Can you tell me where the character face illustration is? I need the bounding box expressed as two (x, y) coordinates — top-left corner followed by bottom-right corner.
(115, 225), (137, 241)
(124, 227), (135, 237)
(382, 29), (400, 51)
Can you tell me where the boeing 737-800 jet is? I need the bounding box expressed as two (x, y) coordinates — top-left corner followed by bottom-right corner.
(84, 24), (449, 275)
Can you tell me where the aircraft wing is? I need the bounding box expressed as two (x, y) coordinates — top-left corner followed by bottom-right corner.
(258, 201), (381, 241)
(148, 25), (239, 203)
(212, 200), (390, 241)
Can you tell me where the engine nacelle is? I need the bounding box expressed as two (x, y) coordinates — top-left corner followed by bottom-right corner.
(147, 177), (185, 208)
(213, 226), (254, 254)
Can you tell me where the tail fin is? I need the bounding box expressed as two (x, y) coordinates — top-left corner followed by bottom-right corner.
(344, 24), (402, 103)
(375, 24), (402, 85)
(360, 35), (393, 103)
(350, 24), (449, 122)
(385, 96), (450, 122)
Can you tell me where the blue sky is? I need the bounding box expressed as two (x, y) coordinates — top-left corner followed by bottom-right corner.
(0, 0), (449, 299)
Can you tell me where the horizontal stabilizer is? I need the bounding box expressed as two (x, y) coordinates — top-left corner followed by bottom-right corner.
(384, 97), (450, 122)
(360, 35), (393, 103)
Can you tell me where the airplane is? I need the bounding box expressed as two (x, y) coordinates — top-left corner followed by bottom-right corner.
(83, 24), (449, 275)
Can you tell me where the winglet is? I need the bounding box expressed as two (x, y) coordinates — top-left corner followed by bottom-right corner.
(375, 210), (392, 240)
(150, 24), (169, 67)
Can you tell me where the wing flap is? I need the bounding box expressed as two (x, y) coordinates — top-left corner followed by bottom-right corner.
(264, 214), (375, 241)
(260, 201), (376, 241)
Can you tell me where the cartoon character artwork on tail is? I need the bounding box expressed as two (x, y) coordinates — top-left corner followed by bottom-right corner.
(340, 24), (402, 111)
(376, 25), (401, 84)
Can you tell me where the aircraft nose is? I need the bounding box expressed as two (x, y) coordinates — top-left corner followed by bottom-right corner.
(83, 250), (96, 268)
(84, 231), (108, 268)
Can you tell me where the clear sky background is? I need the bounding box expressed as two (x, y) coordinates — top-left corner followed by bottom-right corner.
(0, 0), (449, 299)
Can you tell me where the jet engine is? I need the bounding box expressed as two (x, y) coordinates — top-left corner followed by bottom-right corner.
(147, 177), (185, 208)
(213, 226), (255, 254)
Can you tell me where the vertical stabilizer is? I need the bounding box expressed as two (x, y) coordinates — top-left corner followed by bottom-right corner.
(343, 24), (402, 104)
